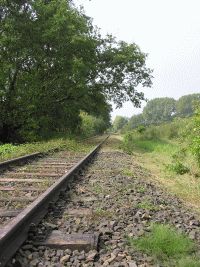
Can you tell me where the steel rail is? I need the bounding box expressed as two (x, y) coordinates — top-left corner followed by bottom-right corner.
(0, 152), (42, 169)
(0, 135), (109, 267)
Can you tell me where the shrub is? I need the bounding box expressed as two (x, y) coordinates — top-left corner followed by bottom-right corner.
(167, 161), (190, 175)
(191, 104), (200, 166)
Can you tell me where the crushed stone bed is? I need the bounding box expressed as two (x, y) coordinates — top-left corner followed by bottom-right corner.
(8, 140), (200, 267)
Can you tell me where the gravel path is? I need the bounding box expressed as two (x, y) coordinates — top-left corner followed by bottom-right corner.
(8, 137), (200, 267)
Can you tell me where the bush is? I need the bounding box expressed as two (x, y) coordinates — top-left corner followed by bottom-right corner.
(166, 148), (190, 175)
(80, 112), (107, 137)
(191, 104), (200, 166)
(167, 161), (190, 175)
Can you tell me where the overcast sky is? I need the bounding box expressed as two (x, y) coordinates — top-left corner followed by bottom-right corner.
(75, 0), (200, 119)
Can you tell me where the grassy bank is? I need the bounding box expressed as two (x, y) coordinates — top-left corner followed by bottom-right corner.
(0, 137), (96, 162)
(121, 130), (200, 212)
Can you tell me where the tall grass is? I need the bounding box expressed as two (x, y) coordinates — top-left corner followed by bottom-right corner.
(121, 118), (200, 209)
(0, 137), (93, 162)
(128, 224), (198, 266)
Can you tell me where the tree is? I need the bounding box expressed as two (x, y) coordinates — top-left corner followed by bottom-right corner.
(112, 116), (129, 132)
(176, 94), (200, 118)
(143, 98), (176, 125)
(0, 0), (152, 142)
(124, 114), (145, 130)
(95, 39), (153, 108)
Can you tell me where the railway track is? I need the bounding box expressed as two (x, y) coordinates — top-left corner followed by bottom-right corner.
(0, 136), (109, 267)
(1, 135), (200, 266)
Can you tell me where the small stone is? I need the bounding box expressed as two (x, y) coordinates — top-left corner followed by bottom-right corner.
(60, 255), (70, 264)
(107, 253), (116, 263)
(22, 244), (33, 250)
(78, 254), (86, 260)
(65, 249), (72, 255)
(116, 253), (125, 261)
(86, 250), (97, 262)
(128, 262), (138, 267)
(29, 259), (39, 266)
(189, 230), (197, 240)
(27, 253), (33, 260)
(44, 222), (58, 230)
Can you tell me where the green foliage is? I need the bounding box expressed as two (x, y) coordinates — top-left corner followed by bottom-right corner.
(112, 116), (129, 132)
(191, 103), (200, 166)
(122, 130), (177, 154)
(176, 94), (200, 118)
(0, 137), (93, 162)
(0, 0), (152, 143)
(122, 132), (135, 154)
(143, 97), (176, 125)
(80, 112), (108, 137)
(122, 94), (199, 133)
(129, 224), (196, 261)
(177, 258), (200, 267)
(137, 125), (146, 133)
(136, 200), (158, 211)
(167, 161), (190, 175)
(166, 149), (190, 175)
(123, 114), (144, 131)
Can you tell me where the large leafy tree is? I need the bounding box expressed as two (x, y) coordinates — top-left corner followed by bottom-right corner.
(112, 116), (129, 132)
(143, 97), (176, 125)
(125, 114), (145, 130)
(176, 93), (200, 118)
(0, 0), (152, 142)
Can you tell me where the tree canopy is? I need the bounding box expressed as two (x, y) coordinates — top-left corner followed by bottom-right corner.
(143, 98), (176, 125)
(120, 94), (200, 131)
(0, 0), (152, 142)
(176, 94), (200, 118)
(112, 116), (129, 132)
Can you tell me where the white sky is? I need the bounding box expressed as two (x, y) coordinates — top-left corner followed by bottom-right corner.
(74, 0), (200, 119)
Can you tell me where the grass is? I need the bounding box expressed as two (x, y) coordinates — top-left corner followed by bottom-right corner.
(122, 133), (200, 212)
(128, 224), (197, 265)
(136, 185), (146, 193)
(90, 208), (113, 221)
(136, 200), (158, 211)
(177, 257), (200, 267)
(0, 137), (94, 162)
(130, 138), (177, 154)
(122, 168), (135, 177)
(92, 184), (104, 194)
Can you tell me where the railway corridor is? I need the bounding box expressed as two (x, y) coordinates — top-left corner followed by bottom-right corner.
(5, 136), (200, 266)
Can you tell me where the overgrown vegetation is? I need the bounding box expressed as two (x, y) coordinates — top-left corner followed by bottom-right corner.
(128, 224), (198, 266)
(0, 137), (93, 162)
(121, 103), (200, 208)
(1, 0), (152, 143)
(113, 93), (200, 133)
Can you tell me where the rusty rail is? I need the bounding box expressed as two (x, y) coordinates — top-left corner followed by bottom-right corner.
(0, 152), (42, 169)
(0, 135), (109, 267)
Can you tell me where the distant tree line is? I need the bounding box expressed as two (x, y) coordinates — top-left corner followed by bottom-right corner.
(113, 93), (200, 131)
(0, 0), (152, 143)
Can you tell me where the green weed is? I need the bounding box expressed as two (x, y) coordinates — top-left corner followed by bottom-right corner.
(129, 224), (196, 261)
(166, 161), (190, 175)
(137, 200), (158, 211)
(122, 168), (134, 177)
(177, 257), (200, 267)
(0, 138), (93, 162)
(92, 184), (104, 194)
(136, 185), (146, 193)
(90, 208), (113, 220)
